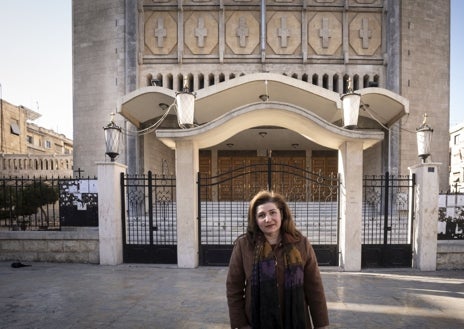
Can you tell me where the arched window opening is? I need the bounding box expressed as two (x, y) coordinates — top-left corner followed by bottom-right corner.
(156, 73), (163, 87)
(219, 73), (225, 82)
(167, 74), (173, 90)
(229, 73), (236, 80)
(363, 75), (370, 88)
(342, 74), (350, 94)
(291, 73), (298, 79)
(198, 74), (205, 89)
(147, 74), (154, 86)
(312, 74), (319, 86)
(353, 74), (360, 91)
(187, 73), (194, 92)
(177, 74), (184, 91)
(302, 74), (308, 82)
(208, 73), (215, 86)
(322, 74), (329, 89)
(332, 74), (339, 93)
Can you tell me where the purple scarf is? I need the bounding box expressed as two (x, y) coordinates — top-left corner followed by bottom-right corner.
(251, 235), (306, 329)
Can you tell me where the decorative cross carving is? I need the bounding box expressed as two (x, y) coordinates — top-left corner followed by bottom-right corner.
(277, 16), (290, 48)
(359, 17), (372, 49)
(155, 17), (167, 48)
(319, 17), (331, 48)
(195, 17), (208, 48)
(236, 16), (249, 48)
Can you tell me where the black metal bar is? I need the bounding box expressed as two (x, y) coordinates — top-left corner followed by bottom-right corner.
(120, 172), (127, 247)
(383, 172), (389, 245)
(148, 171), (154, 245)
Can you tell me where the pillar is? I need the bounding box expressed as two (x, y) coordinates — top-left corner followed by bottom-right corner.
(97, 161), (127, 265)
(338, 141), (363, 271)
(175, 139), (199, 268)
(409, 162), (440, 271)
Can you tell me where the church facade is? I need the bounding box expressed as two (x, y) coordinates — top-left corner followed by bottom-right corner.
(73, 0), (450, 190)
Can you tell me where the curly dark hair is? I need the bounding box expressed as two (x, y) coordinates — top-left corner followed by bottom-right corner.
(246, 190), (299, 240)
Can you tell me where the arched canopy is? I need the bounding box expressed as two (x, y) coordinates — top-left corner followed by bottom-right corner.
(118, 72), (409, 129)
(156, 102), (384, 150)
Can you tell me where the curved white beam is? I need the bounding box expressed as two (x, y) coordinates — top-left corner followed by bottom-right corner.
(156, 102), (384, 150)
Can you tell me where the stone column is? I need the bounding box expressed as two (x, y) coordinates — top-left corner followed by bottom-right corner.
(97, 161), (127, 265)
(175, 139), (199, 268)
(409, 162), (440, 271)
(338, 141), (363, 271)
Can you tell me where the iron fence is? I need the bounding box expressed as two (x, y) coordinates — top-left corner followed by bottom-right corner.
(438, 193), (464, 239)
(0, 176), (97, 231)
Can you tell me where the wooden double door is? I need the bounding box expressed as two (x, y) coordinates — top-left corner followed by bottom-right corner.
(199, 150), (337, 201)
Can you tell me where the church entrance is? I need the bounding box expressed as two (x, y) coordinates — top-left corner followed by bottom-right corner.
(198, 150), (340, 266)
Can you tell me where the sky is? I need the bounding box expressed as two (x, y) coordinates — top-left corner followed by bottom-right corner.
(0, 0), (463, 140)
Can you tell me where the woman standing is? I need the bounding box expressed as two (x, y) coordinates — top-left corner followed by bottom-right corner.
(226, 190), (329, 329)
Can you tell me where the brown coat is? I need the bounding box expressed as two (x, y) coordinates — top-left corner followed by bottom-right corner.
(226, 233), (329, 329)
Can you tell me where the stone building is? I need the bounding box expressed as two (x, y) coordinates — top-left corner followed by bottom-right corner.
(73, 0), (450, 190)
(450, 122), (464, 193)
(0, 98), (73, 177)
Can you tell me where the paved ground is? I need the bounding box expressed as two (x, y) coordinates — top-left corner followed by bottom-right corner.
(0, 262), (463, 329)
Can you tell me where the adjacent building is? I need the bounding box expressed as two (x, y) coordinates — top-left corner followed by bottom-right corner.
(450, 122), (464, 193)
(0, 99), (73, 177)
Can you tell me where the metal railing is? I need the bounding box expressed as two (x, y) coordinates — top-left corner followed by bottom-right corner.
(0, 176), (97, 231)
(438, 193), (464, 239)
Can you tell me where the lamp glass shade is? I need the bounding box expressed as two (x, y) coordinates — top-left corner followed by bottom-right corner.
(341, 93), (361, 129)
(176, 93), (195, 125)
(104, 123), (121, 161)
(416, 127), (433, 159)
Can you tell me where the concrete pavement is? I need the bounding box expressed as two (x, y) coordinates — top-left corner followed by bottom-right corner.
(1, 262), (463, 329)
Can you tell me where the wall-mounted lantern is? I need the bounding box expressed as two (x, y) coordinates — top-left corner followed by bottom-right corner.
(176, 77), (195, 126)
(103, 113), (122, 162)
(416, 113), (433, 163)
(340, 77), (361, 129)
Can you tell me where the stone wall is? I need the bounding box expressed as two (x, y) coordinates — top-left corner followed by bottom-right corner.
(437, 240), (464, 270)
(1, 229), (462, 269)
(0, 228), (99, 264)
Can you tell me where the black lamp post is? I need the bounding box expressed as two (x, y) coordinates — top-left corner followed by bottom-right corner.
(103, 113), (122, 162)
(416, 113), (433, 163)
(340, 77), (361, 129)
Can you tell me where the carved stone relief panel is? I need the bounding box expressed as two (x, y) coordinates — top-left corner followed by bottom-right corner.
(307, 12), (342, 56)
(184, 11), (219, 55)
(267, 11), (301, 55)
(223, 0), (260, 4)
(348, 0), (382, 7)
(225, 11), (260, 55)
(348, 13), (381, 56)
(183, 0), (221, 5)
(144, 11), (177, 55)
(306, 0), (344, 6)
(149, 0), (175, 3)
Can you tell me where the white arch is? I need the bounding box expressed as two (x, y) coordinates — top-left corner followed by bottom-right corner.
(156, 101), (384, 150)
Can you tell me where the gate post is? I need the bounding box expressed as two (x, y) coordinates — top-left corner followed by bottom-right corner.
(97, 161), (127, 265)
(175, 139), (199, 268)
(338, 141), (363, 271)
(409, 163), (440, 271)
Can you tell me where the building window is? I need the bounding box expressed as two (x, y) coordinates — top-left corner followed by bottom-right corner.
(27, 135), (33, 144)
(454, 134), (460, 145)
(45, 140), (52, 149)
(10, 120), (20, 135)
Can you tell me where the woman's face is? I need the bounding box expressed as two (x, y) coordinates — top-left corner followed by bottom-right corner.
(256, 202), (282, 238)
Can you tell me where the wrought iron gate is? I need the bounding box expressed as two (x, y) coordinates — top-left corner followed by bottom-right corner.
(121, 171), (177, 264)
(198, 159), (340, 266)
(362, 172), (415, 268)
